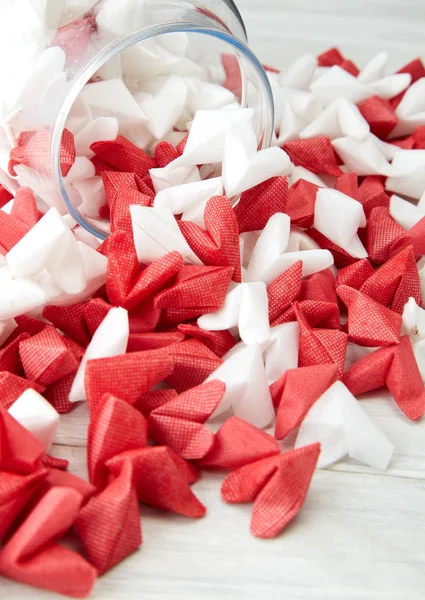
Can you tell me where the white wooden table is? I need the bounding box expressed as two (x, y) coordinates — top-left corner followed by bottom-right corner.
(3, 1), (425, 598)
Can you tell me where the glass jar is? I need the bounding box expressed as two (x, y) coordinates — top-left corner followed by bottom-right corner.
(1, 0), (274, 239)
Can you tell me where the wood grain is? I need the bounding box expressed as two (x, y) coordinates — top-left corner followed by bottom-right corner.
(2, 1), (425, 598)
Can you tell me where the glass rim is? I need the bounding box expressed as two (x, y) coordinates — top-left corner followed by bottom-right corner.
(52, 22), (275, 239)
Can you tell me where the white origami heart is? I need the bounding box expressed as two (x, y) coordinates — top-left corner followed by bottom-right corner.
(357, 52), (388, 83)
(287, 227), (320, 252)
(65, 96), (93, 135)
(0, 273), (47, 320)
(332, 135), (392, 176)
(402, 297), (425, 342)
(69, 306), (129, 403)
(389, 194), (425, 230)
(222, 121), (292, 197)
(295, 380), (394, 470)
(390, 79), (425, 138)
(310, 66), (372, 104)
(74, 117), (119, 157)
(198, 282), (270, 346)
(154, 177), (223, 219)
(81, 78), (147, 124)
(137, 76), (187, 139)
(314, 188), (367, 258)
(65, 156), (96, 184)
(263, 322), (300, 384)
(6, 47), (67, 132)
(368, 73), (411, 100)
(149, 162), (200, 194)
(185, 79), (235, 114)
(386, 150), (425, 200)
(130, 205), (202, 265)
(7, 208), (86, 294)
(73, 176), (107, 219)
(206, 343), (274, 428)
(276, 102), (308, 144)
(279, 54), (317, 90)
(8, 389), (60, 451)
(300, 98), (370, 141)
(246, 213), (291, 282)
(178, 107), (254, 166)
(245, 212), (333, 283)
(275, 87), (323, 121)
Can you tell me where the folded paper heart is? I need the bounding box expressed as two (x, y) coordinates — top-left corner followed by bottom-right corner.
(221, 443), (321, 538)
(0, 407), (45, 474)
(69, 306), (129, 403)
(137, 76), (187, 139)
(87, 393), (148, 488)
(313, 188), (367, 258)
(164, 339), (222, 393)
(300, 98), (370, 141)
(271, 364), (339, 439)
(234, 176), (289, 233)
(336, 259), (375, 290)
(178, 195), (242, 282)
(283, 137), (343, 177)
(84, 348), (174, 413)
(81, 78), (148, 125)
(0, 487), (97, 598)
(359, 245), (422, 313)
(366, 206), (405, 264)
(178, 107), (254, 165)
(205, 343), (274, 428)
(198, 416), (280, 470)
(390, 194), (425, 231)
(222, 121), (291, 197)
(8, 389), (59, 451)
(262, 322), (300, 384)
(148, 380), (225, 459)
(9, 128), (75, 177)
(0, 470), (47, 541)
(336, 285), (402, 347)
(0, 372), (45, 410)
(295, 303), (348, 376)
(285, 179), (318, 228)
(130, 205), (202, 265)
(197, 282), (270, 346)
(267, 260), (303, 324)
(344, 335), (425, 420)
(295, 381), (394, 469)
(76, 460), (142, 575)
(177, 323), (235, 358)
(90, 135), (155, 178)
(106, 446), (205, 518)
(332, 135), (392, 176)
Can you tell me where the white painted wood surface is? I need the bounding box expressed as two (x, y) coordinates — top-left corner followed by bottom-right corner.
(2, 1), (425, 598)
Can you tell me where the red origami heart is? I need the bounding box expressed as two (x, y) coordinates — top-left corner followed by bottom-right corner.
(88, 393), (148, 488)
(83, 298), (112, 336)
(307, 228), (357, 269)
(76, 460), (141, 575)
(43, 303), (91, 348)
(358, 96), (398, 139)
(299, 268), (337, 305)
(45, 373), (75, 414)
(221, 443), (321, 538)
(0, 210), (31, 251)
(198, 416), (280, 470)
(8, 128), (75, 177)
(284, 137), (343, 177)
(0, 487), (96, 598)
(271, 364), (339, 439)
(84, 349), (174, 413)
(267, 260), (303, 324)
(134, 388), (178, 417)
(360, 245), (422, 313)
(90, 136), (155, 178)
(317, 47), (359, 76)
(276, 299), (340, 330)
(179, 195), (242, 282)
(335, 172), (358, 198)
(336, 285), (402, 347)
(154, 141), (179, 167)
(366, 207), (405, 264)
(294, 303), (347, 376)
(0, 470), (47, 541)
(0, 407), (45, 474)
(391, 217), (425, 259)
(285, 179), (318, 228)
(10, 187), (40, 228)
(19, 326), (79, 386)
(148, 380), (225, 459)
(177, 323), (235, 358)
(0, 372), (45, 410)
(164, 339), (222, 392)
(107, 446), (205, 518)
(127, 331), (185, 352)
(344, 335), (425, 420)
(0, 332), (30, 375)
(234, 176), (288, 233)
(336, 259), (375, 290)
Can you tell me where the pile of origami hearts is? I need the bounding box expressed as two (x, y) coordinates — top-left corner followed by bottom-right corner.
(1, 10), (425, 595)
